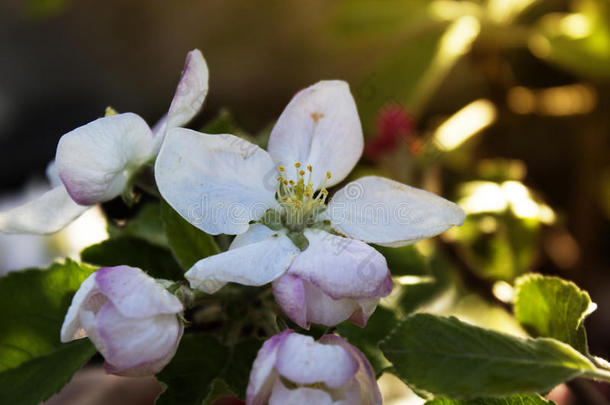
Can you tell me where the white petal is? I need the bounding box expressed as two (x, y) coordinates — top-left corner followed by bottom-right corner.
(269, 378), (333, 405)
(246, 330), (292, 405)
(276, 333), (358, 388)
(324, 176), (466, 247)
(155, 128), (278, 235)
(287, 229), (392, 300)
(96, 301), (182, 376)
(0, 185), (89, 234)
(94, 266), (183, 318)
(60, 272), (98, 342)
(166, 49), (209, 131)
(267, 81), (363, 189)
(152, 50), (209, 153)
(45, 161), (61, 187)
(56, 113), (154, 205)
(185, 224), (299, 293)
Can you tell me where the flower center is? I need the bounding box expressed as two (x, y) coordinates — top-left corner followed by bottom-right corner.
(275, 162), (330, 232)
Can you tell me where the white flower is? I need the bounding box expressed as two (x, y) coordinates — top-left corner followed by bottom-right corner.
(0, 49), (208, 234)
(155, 80), (465, 327)
(60, 265), (184, 376)
(246, 330), (382, 405)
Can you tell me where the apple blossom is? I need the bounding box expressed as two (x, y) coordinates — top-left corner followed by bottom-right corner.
(60, 265), (184, 376)
(0, 49), (208, 234)
(155, 80), (465, 327)
(246, 330), (381, 405)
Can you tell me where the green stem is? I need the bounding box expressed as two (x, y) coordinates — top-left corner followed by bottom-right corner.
(583, 368), (610, 383)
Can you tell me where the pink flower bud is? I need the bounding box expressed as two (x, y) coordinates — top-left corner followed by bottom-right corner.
(60, 265), (184, 376)
(246, 330), (381, 405)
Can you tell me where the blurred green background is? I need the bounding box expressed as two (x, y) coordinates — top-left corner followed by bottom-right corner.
(1, 0), (609, 403)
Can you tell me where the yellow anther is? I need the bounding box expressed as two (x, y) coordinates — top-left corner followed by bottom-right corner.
(283, 180), (289, 185)
(289, 180), (295, 185)
(299, 170), (305, 176)
(105, 106), (118, 117)
(279, 166), (285, 172)
(307, 164), (312, 172)
(326, 171), (332, 179)
(321, 189), (328, 195)
(276, 176), (282, 181)
(294, 162), (301, 168)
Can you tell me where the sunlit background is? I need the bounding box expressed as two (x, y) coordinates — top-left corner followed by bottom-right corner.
(1, 0), (609, 403)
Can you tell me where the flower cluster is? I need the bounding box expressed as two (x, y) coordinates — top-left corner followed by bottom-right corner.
(0, 49), (208, 234)
(4, 48), (466, 403)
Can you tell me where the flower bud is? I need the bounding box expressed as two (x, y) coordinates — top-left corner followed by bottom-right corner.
(272, 272), (392, 329)
(60, 265), (184, 376)
(246, 330), (381, 405)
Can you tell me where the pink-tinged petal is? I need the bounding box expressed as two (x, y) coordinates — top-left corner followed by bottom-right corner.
(288, 229), (392, 300)
(324, 176), (465, 247)
(56, 113), (154, 205)
(96, 301), (182, 376)
(303, 280), (361, 327)
(185, 225), (299, 293)
(77, 292), (108, 351)
(155, 129), (278, 235)
(268, 378), (333, 405)
(105, 321), (184, 377)
(320, 335), (382, 405)
(276, 333), (358, 388)
(267, 81), (363, 189)
(151, 114), (168, 138)
(0, 185), (89, 235)
(60, 272), (98, 342)
(246, 330), (293, 405)
(348, 298), (380, 328)
(272, 274), (307, 329)
(166, 49), (209, 131)
(152, 50), (209, 153)
(94, 266), (182, 318)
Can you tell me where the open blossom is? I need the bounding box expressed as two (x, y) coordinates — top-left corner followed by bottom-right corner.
(156, 80), (465, 328)
(246, 330), (381, 405)
(0, 49), (208, 235)
(60, 265), (184, 376)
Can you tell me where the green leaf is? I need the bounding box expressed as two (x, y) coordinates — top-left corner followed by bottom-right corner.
(202, 379), (235, 405)
(81, 237), (183, 280)
(375, 244), (429, 276)
(156, 335), (230, 405)
(380, 313), (596, 399)
(201, 109), (241, 135)
(108, 203), (169, 247)
(0, 339), (96, 405)
(156, 334), (262, 404)
(336, 306), (398, 375)
(221, 337), (264, 398)
(0, 259), (95, 371)
(514, 274), (594, 354)
(425, 394), (555, 405)
(161, 201), (220, 271)
(0, 260), (98, 404)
